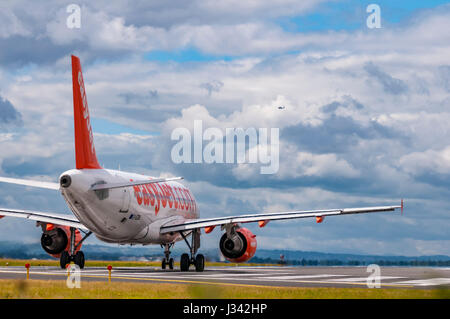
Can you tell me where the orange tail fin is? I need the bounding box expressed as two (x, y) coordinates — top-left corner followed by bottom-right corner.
(71, 55), (101, 169)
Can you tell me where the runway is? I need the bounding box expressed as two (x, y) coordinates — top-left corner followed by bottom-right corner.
(0, 265), (449, 289)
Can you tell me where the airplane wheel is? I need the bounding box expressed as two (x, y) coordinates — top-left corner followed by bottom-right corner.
(74, 251), (85, 269)
(195, 254), (205, 272)
(60, 251), (70, 269)
(162, 258), (167, 270)
(180, 253), (190, 272)
(169, 258), (174, 270)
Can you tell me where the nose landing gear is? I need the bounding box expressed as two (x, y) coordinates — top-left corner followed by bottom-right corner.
(161, 243), (174, 270)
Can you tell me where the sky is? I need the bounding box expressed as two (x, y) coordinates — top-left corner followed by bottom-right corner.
(0, 0), (449, 257)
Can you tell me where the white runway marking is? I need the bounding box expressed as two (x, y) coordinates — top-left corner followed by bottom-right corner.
(262, 274), (348, 280)
(186, 272), (293, 277)
(95, 272), (342, 283)
(393, 278), (450, 286)
(207, 267), (291, 271)
(327, 276), (404, 282)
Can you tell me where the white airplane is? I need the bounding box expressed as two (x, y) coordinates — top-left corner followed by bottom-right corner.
(0, 55), (403, 271)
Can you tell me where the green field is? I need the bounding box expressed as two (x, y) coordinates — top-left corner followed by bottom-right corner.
(0, 279), (448, 299)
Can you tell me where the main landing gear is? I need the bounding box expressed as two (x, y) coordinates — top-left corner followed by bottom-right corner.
(179, 229), (204, 272)
(60, 228), (92, 270)
(160, 229), (204, 272)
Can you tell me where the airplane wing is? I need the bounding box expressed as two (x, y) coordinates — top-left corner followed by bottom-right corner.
(90, 176), (183, 191)
(0, 176), (60, 190)
(160, 202), (403, 233)
(0, 207), (88, 230)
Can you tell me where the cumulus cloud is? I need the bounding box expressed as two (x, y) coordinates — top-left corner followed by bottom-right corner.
(0, 1), (447, 67)
(0, 95), (22, 126)
(437, 65), (450, 92)
(280, 151), (360, 179)
(400, 147), (450, 176)
(0, 8), (31, 38)
(364, 62), (408, 95)
(200, 80), (224, 96)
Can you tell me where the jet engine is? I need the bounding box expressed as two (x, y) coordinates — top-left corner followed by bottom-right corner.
(40, 224), (82, 258)
(219, 227), (257, 263)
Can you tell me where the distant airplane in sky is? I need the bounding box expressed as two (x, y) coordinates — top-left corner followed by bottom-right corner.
(0, 55), (403, 271)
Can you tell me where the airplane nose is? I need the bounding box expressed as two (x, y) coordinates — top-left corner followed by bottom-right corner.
(60, 175), (72, 188)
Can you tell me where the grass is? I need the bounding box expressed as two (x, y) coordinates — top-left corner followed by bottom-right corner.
(0, 279), (448, 299)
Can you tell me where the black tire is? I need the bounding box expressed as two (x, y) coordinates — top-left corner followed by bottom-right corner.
(168, 258), (174, 270)
(162, 258), (167, 270)
(74, 251), (85, 269)
(195, 254), (205, 272)
(60, 251), (70, 269)
(180, 253), (190, 272)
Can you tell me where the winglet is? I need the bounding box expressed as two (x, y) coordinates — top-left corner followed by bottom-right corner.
(401, 199), (404, 215)
(71, 55), (102, 169)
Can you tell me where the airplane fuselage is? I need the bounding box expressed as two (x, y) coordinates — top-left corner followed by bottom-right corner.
(59, 169), (199, 245)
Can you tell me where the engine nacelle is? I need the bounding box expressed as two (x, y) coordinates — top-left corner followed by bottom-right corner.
(219, 227), (257, 263)
(40, 225), (82, 258)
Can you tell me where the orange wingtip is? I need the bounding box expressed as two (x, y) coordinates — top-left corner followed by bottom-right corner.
(316, 216), (324, 223)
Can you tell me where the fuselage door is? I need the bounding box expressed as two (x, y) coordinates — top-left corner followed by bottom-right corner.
(120, 187), (131, 213)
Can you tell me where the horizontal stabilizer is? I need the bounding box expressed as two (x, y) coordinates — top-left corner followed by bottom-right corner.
(90, 176), (184, 191)
(0, 176), (59, 190)
(0, 207), (87, 230)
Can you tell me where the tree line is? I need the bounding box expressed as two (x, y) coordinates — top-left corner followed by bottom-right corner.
(251, 256), (450, 267)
